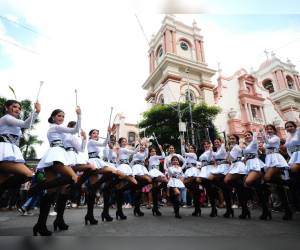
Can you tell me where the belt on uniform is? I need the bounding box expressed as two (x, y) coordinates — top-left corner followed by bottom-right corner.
(215, 159), (228, 165)
(289, 145), (300, 154)
(65, 147), (77, 152)
(171, 173), (183, 179)
(201, 160), (214, 166)
(244, 153), (257, 160)
(149, 165), (159, 171)
(232, 157), (242, 163)
(133, 160), (144, 165)
(88, 152), (100, 159)
(0, 134), (19, 146)
(185, 163), (197, 169)
(50, 140), (64, 148)
(266, 147), (279, 154)
(119, 159), (129, 164)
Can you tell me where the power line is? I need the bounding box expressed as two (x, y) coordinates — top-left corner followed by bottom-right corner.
(0, 14), (51, 40)
(0, 36), (39, 55)
(134, 14), (150, 46)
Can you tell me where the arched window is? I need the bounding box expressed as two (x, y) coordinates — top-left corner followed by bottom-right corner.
(262, 79), (275, 94)
(178, 39), (193, 60)
(128, 132), (136, 145)
(185, 90), (195, 103)
(286, 75), (295, 90)
(158, 94), (164, 104)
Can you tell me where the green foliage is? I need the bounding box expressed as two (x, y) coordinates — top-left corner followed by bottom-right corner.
(0, 96), (42, 159)
(139, 102), (221, 151)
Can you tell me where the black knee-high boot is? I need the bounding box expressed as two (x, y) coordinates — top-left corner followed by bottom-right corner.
(214, 179), (234, 218)
(133, 187), (144, 216)
(271, 177), (293, 220)
(115, 189), (127, 220)
(53, 193), (69, 231)
(101, 185), (113, 222)
(192, 184), (201, 217)
(202, 179), (218, 217)
(151, 186), (161, 216)
(255, 183), (272, 220)
(85, 187), (98, 225)
(33, 192), (56, 236)
(170, 189), (181, 219)
(235, 178), (251, 219)
(289, 171), (300, 211)
(28, 176), (74, 197)
(0, 175), (32, 197)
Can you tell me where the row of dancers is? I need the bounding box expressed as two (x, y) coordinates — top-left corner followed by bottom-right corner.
(0, 99), (300, 236)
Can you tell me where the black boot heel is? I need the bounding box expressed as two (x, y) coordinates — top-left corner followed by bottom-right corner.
(133, 208), (144, 216)
(152, 208), (162, 216)
(116, 210), (127, 220)
(53, 219), (69, 231)
(84, 215), (98, 225)
(210, 207), (218, 217)
(33, 224), (52, 236)
(192, 208), (201, 217)
(223, 208), (234, 218)
(259, 210), (272, 220)
(282, 209), (292, 220)
(101, 212), (113, 222)
(239, 209), (251, 219)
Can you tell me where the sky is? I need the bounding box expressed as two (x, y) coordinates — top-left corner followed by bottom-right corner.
(0, 0), (300, 157)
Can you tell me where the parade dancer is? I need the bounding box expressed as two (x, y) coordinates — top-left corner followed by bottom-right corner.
(208, 138), (233, 218)
(181, 142), (201, 216)
(167, 155), (185, 219)
(32, 107), (81, 236)
(148, 145), (168, 216)
(224, 135), (249, 219)
(285, 121), (300, 214)
(115, 137), (138, 220)
(0, 100), (40, 199)
(242, 131), (267, 220)
(261, 125), (291, 220)
(197, 140), (218, 217)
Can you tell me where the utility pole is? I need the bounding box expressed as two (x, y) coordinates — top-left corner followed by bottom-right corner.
(185, 67), (195, 144)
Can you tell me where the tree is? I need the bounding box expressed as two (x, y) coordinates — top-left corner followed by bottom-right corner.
(0, 96), (42, 160)
(138, 102), (221, 152)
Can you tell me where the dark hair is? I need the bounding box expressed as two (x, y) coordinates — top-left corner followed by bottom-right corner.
(189, 144), (197, 151)
(48, 109), (64, 123)
(214, 137), (223, 143)
(118, 137), (126, 145)
(110, 134), (116, 141)
(265, 124), (277, 134)
(229, 134), (240, 144)
(89, 129), (99, 137)
(149, 146), (157, 153)
(168, 144), (175, 149)
(67, 121), (76, 128)
(245, 131), (253, 136)
(171, 155), (180, 162)
(2, 100), (21, 115)
(285, 121), (297, 129)
(202, 139), (211, 146)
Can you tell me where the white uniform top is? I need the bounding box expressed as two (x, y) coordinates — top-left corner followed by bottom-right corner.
(132, 148), (148, 163)
(64, 134), (86, 152)
(229, 144), (243, 161)
(182, 151), (198, 170)
(168, 165), (184, 178)
(285, 128), (300, 156)
(243, 133), (258, 156)
(103, 147), (117, 162)
(148, 152), (165, 167)
(47, 115), (81, 145)
(87, 137), (108, 155)
(118, 147), (136, 161)
(164, 153), (185, 171)
(0, 113), (38, 137)
(213, 144), (228, 161)
(263, 134), (280, 149)
(199, 150), (213, 164)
